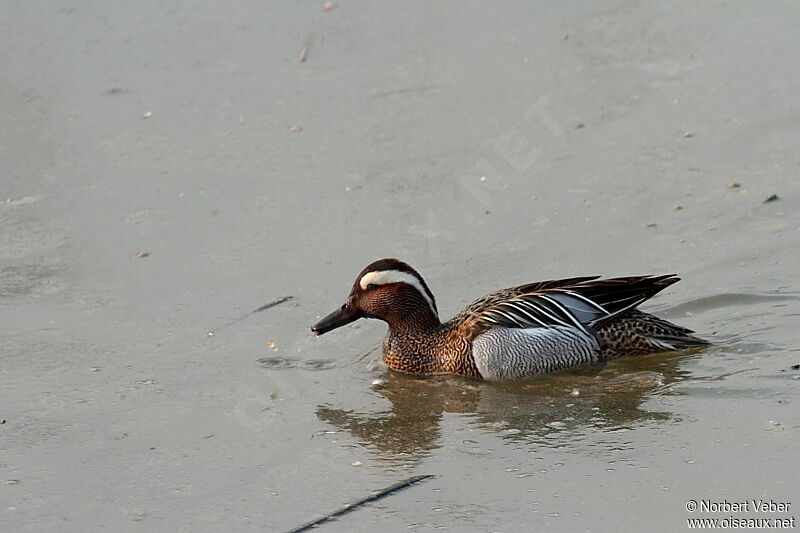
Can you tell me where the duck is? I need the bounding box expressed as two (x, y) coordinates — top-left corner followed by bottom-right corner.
(311, 258), (708, 381)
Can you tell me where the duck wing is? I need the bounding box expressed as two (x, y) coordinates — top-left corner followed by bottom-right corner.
(459, 276), (601, 316)
(456, 275), (679, 341)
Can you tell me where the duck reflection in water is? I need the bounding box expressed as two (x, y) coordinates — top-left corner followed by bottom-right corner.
(316, 351), (696, 465)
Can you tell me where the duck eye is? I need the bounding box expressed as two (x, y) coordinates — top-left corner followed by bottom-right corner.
(366, 283), (378, 291)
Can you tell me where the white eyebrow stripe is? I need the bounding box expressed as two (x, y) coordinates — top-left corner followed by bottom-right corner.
(360, 270), (437, 316)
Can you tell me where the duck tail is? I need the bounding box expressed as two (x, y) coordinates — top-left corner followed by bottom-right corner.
(646, 333), (710, 351)
(596, 310), (710, 357)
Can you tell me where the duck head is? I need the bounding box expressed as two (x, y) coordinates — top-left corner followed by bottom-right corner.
(311, 258), (440, 335)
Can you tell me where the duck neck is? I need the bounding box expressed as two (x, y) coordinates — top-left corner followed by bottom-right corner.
(385, 307), (441, 335)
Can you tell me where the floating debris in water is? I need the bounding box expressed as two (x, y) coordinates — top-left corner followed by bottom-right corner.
(266, 340), (277, 350)
(728, 182), (741, 189)
(297, 34), (314, 63)
(141, 111), (153, 119)
(350, 461), (363, 467)
(570, 388), (580, 397)
(208, 296), (294, 336)
(672, 205), (684, 211)
(370, 378), (387, 388)
(763, 193), (779, 203)
(88, 366), (102, 372)
(135, 252), (150, 258)
(682, 131), (694, 138)
(287, 475), (434, 532)
(323, 1), (337, 10)
(253, 297), (293, 313)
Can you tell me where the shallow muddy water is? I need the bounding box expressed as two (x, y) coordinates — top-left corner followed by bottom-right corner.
(2, 2), (799, 532)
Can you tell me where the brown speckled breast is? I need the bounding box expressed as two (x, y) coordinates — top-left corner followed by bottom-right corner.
(382, 324), (482, 378)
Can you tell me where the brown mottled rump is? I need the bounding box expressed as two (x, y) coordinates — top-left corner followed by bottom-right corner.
(596, 309), (707, 358)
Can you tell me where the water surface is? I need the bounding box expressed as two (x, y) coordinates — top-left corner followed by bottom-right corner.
(2, 2), (799, 532)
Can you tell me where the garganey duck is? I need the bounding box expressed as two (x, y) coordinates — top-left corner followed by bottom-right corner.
(311, 259), (708, 381)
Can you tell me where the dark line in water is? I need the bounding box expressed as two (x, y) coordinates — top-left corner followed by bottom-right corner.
(207, 296), (293, 336)
(286, 474), (434, 533)
(252, 296), (294, 314)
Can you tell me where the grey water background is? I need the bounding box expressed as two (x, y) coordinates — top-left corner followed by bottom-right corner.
(2, 2), (799, 531)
